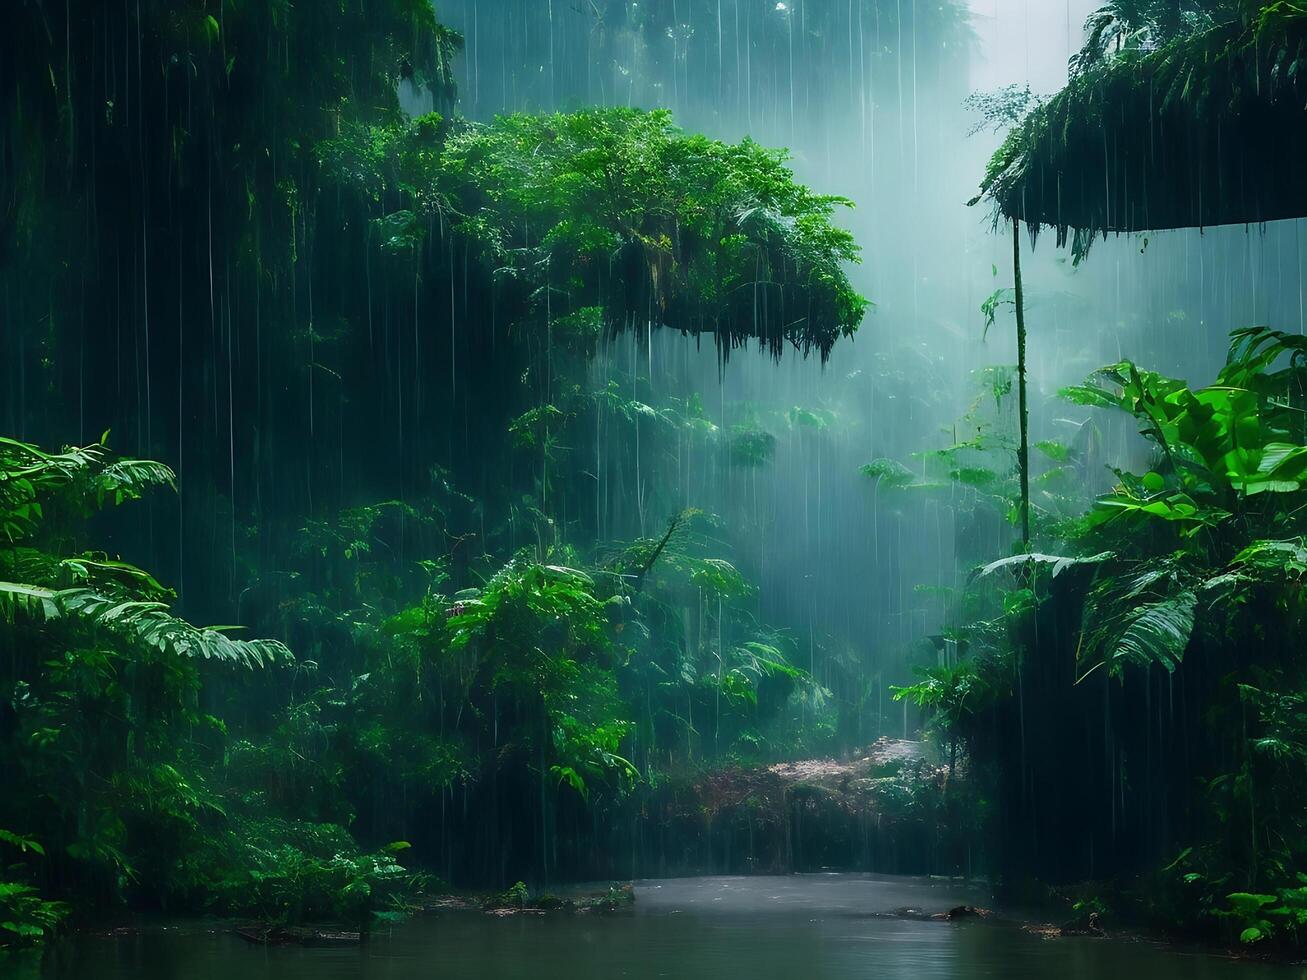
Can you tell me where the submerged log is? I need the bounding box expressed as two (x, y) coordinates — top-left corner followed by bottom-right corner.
(893, 905), (992, 922)
(234, 926), (362, 947)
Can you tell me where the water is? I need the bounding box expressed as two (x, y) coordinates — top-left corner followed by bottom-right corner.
(28, 876), (1306, 980)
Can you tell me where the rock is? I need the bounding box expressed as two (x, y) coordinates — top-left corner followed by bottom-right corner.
(1021, 912), (1107, 940)
(1022, 923), (1063, 940)
(937, 905), (991, 921)
(1060, 911), (1107, 937)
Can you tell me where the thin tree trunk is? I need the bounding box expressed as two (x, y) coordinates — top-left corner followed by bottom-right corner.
(1013, 218), (1031, 549)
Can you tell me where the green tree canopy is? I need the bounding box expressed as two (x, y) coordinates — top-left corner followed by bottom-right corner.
(322, 107), (868, 360)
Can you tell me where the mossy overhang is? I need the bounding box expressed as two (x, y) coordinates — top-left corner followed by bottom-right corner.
(973, 7), (1307, 251)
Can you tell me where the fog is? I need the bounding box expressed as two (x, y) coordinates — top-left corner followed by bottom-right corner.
(433, 0), (1307, 733)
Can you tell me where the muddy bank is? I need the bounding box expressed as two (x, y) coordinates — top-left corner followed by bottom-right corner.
(637, 738), (984, 877)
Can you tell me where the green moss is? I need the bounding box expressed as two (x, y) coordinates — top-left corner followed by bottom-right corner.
(975, 5), (1307, 246)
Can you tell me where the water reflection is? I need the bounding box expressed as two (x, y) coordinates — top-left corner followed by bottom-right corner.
(24, 876), (1307, 980)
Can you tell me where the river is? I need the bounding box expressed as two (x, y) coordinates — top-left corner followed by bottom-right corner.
(22, 876), (1306, 979)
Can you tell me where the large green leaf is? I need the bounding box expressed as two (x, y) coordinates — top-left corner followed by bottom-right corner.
(1104, 590), (1197, 674)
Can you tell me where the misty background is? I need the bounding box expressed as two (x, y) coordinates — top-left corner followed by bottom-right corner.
(430, 0), (1307, 736)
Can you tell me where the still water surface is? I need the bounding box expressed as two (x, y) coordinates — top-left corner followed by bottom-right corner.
(27, 875), (1307, 980)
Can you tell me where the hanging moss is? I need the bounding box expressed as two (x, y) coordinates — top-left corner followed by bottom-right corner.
(974, 5), (1307, 250)
(320, 107), (869, 361)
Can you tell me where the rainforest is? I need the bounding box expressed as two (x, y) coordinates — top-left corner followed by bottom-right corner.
(4, 1), (1307, 978)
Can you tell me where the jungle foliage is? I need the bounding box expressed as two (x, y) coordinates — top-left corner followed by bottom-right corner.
(1, 0), (866, 611)
(0, 430), (829, 941)
(974, 1), (1307, 251)
(0, 0), (869, 944)
(234, 492), (831, 885)
(0, 435), (424, 939)
(888, 326), (1307, 948)
(320, 107), (865, 360)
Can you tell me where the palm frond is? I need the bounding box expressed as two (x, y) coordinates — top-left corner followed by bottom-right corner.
(980, 551), (1114, 580)
(1102, 590), (1197, 674)
(1078, 558), (1198, 678)
(0, 582), (61, 621)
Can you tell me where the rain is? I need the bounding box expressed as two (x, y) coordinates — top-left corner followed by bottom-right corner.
(3, 1), (1307, 978)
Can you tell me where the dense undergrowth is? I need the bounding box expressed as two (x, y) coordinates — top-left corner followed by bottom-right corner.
(0, 429), (840, 942)
(6, 0), (1307, 963)
(906, 0), (1307, 952)
(0, 1), (877, 947)
(888, 325), (1307, 950)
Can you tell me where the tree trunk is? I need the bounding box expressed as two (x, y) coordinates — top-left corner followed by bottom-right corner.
(1013, 218), (1031, 549)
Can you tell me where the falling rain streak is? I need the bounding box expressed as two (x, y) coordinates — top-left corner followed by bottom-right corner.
(3, 2), (1307, 977)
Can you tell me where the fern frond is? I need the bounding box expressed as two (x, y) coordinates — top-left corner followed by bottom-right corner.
(92, 458), (177, 505)
(0, 582), (290, 669)
(1, 437), (177, 542)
